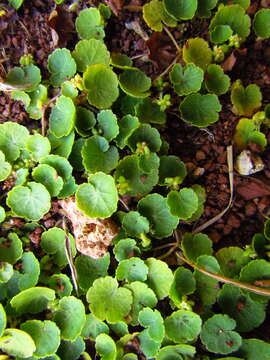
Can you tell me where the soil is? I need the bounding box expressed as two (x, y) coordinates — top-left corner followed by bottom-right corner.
(1, 0), (270, 344)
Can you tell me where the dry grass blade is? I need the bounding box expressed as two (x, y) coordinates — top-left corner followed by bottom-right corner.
(192, 145), (234, 234)
(176, 251), (270, 297)
(63, 218), (79, 295)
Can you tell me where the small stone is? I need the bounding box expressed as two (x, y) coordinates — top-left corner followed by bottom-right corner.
(223, 224), (233, 235)
(209, 231), (221, 243)
(195, 150), (206, 161)
(193, 167), (205, 177)
(245, 202), (257, 216)
(227, 214), (241, 228)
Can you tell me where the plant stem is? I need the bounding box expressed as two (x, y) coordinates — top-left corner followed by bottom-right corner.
(164, 26), (181, 53)
(41, 94), (59, 136)
(63, 218), (79, 295)
(176, 251), (270, 297)
(155, 54), (180, 81)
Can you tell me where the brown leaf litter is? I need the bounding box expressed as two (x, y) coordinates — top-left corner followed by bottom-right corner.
(60, 196), (119, 259)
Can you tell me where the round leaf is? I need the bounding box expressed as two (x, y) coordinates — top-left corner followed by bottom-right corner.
(122, 211), (150, 237)
(169, 63), (204, 95)
(138, 193), (179, 239)
(116, 257), (148, 282)
(205, 64), (231, 95)
(124, 281), (157, 325)
(217, 284), (266, 332)
(0, 233), (23, 265)
(115, 155), (159, 196)
(0, 122), (29, 162)
(86, 276), (133, 323)
(210, 24), (233, 43)
(75, 253), (110, 292)
(0, 328), (36, 358)
(238, 339), (270, 360)
(97, 110), (119, 141)
(20, 320), (61, 357)
(83, 64), (119, 109)
(0, 150), (11, 181)
(183, 37), (212, 71)
(82, 136), (119, 174)
(194, 255), (220, 305)
(215, 246), (250, 278)
(169, 267), (196, 306)
(95, 334), (116, 360)
(231, 81), (262, 117)
(164, 310), (202, 343)
(26, 134), (51, 161)
(164, 0), (198, 20)
(10, 287), (55, 314)
(138, 308), (164, 342)
(48, 274), (73, 298)
(57, 337), (85, 360)
(239, 259), (270, 301)
(15, 251), (40, 291)
(72, 39), (110, 72)
(197, 0), (218, 18)
(48, 49), (77, 87)
(75, 8), (104, 40)
(143, 0), (177, 32)
(53, 296), (86, 341)
(254, 9), (270, 39)
(41, 227), (76, 268)
(135, 98), (166, 125)
(159, 155), (187, 187)
(76, 173), (118, 218)
(113, 238), (141, 262)
(48, 130), (75, 158)
(167, 188), (198, 220)
(200, 314), (242, 355)
(179, 93), (221, 127)
(157, 345), (196, 360)
(75, 106), (96, 137)
(81, 313), (109, 339)
(209, 4), (251, 40)
(145, 258), (173, 300)
(5, 64), (41, 92)
(0, 262), (13, 283)
(182, 232), (213, 262)
(115, 115), (139, 149)
(40, 154), (73, 181)
(7, 182), (51, 221)
(32, 164), (64, 197)
(119, 68), (151, 98)
(138, 329), (161, 358)
(0, 303), (6, 337)
(49, 96), (76, 138)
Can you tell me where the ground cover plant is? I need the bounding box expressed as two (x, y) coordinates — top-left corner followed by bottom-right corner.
(1, 0), (270, 359)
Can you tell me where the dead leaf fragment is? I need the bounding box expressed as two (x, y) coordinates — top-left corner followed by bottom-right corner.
(48, 6), (74, 48)
(222, 51), (236, 72)
(60, 197), (119, 259)
(146, 32), (175, 69)
(236, 181), (270, 200)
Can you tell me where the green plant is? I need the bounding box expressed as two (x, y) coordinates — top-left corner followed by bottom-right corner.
(1, 1), (270, 360)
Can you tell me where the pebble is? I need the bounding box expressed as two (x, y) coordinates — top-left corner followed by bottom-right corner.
(195, 150), (206, 161)
(245, 202), (257, 216)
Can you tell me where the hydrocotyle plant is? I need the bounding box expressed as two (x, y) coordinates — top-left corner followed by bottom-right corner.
(0, 1), (270, 360)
